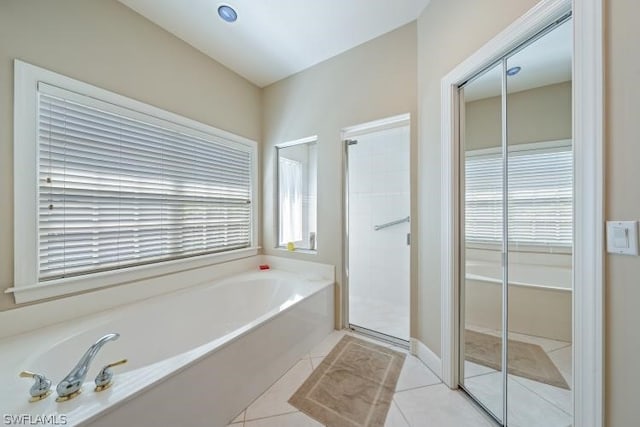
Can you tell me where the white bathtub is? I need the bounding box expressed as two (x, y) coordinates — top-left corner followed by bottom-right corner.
(0, 260), (334, 426)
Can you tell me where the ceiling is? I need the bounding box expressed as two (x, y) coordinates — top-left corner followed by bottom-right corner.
(118, 0), (431, 87)
(464, 19), (572, 102)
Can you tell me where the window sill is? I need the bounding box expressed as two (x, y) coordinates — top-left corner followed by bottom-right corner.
(275, 246), (318, 255)
(6, 247), (259, 304)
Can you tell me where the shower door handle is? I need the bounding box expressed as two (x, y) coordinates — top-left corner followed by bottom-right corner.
(374, 216), (410, 231)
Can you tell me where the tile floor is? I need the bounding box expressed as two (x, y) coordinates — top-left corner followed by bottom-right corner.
(462, 325), (573, 427)
(227, 329), (496, 427)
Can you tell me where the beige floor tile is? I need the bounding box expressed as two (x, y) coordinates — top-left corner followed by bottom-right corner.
(308, 329), (347, 358)
(244, 359), (313, 421)
(512, 375), (572, 416)
(394, 383), (494, 426)
(548, 345), (572, 385)
(384, 400), (410, 427)
(244, 411), (323, 427)
(310, 356), (325, 369)
(464, 372), (573, 427)
(395, 354), (441, 391)
(507, 376), (572, 427)
(463, 360), (496, 379)
(231, 410), (245, 424)
(507, 331), (570, 353)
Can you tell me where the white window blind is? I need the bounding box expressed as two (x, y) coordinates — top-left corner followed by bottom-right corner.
(465, 143), (573, 247)
(465, 153), (504, 243)
(37, 85), (253, 281)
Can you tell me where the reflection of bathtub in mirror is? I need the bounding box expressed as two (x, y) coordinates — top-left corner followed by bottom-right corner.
(464, 259), (572, 342)
(466, 261), (571, 291)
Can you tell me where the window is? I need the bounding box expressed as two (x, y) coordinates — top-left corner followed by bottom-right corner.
(13, 61), (257, 302)
(276, 138), (318, 251)
(465, 141), (572, 247)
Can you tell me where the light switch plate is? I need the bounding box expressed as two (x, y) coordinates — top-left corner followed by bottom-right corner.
(606, 220), (639, 255)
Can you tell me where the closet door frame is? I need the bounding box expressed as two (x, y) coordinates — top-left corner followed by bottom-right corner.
(438, 1), (604, 427)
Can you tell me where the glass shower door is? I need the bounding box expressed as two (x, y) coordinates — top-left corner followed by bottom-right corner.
(346, 123), (410, 342)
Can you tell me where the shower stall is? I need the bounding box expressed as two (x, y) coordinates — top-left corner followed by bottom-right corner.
(343, 116), (411, 344)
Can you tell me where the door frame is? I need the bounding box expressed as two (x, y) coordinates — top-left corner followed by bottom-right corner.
(341, 113), (411, 345)
(440, 1), (604, 427)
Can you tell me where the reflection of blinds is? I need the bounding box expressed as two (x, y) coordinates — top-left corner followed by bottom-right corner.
(465, 153), (503, 243)
(38, 85), (253, 281)
(465, 143), (573, 247)
(279, 158), (303, 244)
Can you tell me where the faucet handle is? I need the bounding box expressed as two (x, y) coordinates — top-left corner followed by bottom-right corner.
(94, 359), (127, 392)
(19, 371), (52, 402)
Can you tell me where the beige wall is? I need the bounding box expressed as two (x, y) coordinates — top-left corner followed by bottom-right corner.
(416, 0), (540, 355)
(605, 0), (640, 425)
(465, 81), (572, 150)
(262, 23), (418, 329)
(0, 0), (261, 311)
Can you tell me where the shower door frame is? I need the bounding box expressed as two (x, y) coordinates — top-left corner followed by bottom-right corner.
(341, 113), (412, 348)
(439, 0), (604, 427)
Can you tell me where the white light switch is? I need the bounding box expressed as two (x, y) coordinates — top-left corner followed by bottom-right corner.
(606, 221), (639, 255)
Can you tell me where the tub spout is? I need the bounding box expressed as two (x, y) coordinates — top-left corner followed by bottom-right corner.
(56, 333), (120, 401)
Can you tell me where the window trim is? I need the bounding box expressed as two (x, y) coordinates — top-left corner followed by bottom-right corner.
(274, 136), (318, 253)
(10, 60), (259, 303)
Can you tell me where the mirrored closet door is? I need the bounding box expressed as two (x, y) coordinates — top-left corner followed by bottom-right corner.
(459, 16), (573, 427)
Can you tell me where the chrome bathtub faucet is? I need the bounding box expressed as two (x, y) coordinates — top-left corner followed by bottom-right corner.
(19, 371), (52, 402)
(94, 358), (128, 392)
(56, 333), (120, 401)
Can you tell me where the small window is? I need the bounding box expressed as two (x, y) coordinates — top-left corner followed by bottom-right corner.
(12, 61), (257, 302)
(276, 138), (318, 251)
(465, 140), (573, 248)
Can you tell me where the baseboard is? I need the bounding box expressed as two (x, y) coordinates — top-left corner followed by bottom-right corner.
(411, 338), (442, 380)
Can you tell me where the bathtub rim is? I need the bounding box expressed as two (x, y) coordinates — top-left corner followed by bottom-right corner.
(0, 255), (334, 341)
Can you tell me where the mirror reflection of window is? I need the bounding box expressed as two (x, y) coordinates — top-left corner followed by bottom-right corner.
(277, 139), (318, 251)
(465, 140), (573, 248)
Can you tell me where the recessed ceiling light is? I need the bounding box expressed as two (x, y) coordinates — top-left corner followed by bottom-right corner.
(506, 66), (522, 76)
(218, 5), (237, 23)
